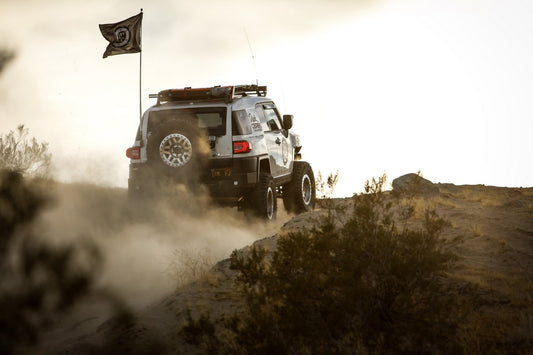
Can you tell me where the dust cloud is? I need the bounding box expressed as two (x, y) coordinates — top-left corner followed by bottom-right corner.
(35, 181), (289, 310)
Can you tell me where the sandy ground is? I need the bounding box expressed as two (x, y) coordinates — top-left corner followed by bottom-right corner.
(19, 179), (533, 354)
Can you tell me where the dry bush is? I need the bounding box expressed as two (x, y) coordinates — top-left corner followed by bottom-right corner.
(0, 125), (51, 178)
(169, 248), (215, 288)
(181, 174), (482, 354)
(0, 48), (14, 74)
(0, 171), (101, 354)
(315, 170), (344, 219)
(315, 170), (339, 200)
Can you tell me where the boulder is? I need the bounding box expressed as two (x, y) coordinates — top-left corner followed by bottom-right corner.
(392, 173), (439, 196)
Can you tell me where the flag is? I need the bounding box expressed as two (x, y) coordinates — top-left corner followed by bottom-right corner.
(99, 12), (143, 58)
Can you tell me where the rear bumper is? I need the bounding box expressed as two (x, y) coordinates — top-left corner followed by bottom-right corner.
(205, 157), (258, 197)
(128, 157), (259, 201)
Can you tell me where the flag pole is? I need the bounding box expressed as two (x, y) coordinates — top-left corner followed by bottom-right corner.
(139, 8), (143, 124)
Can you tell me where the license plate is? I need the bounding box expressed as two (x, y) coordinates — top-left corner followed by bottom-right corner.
(211, 168), (231, 178)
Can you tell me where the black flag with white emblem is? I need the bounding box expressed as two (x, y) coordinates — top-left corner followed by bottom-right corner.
(99, 12), (143, 58)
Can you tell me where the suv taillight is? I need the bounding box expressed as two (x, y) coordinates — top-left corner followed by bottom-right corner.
(126, 147), (141, 159)
(233, 141), (252, 154)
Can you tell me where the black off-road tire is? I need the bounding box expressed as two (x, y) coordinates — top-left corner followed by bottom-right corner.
(282, 161), (316, 214)
(252, 173), (277, 220)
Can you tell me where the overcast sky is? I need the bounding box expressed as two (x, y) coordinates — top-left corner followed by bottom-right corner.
(1, 0), (532, 196)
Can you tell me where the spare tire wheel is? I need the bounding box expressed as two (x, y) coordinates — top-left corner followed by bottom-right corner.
(147, 121), (209, 179)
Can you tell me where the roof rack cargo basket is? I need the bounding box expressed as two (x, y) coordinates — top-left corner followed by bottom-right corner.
(149, 84), (267, 104)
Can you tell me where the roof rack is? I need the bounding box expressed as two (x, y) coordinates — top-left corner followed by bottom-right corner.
(234, 85), (267, 97)
(148, 84), (267, 104)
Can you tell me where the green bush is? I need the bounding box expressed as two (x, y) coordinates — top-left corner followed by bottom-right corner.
(182, 175), (471, 354)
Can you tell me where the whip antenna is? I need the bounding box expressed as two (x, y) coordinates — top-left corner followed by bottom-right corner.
(244, 28), (259, 86)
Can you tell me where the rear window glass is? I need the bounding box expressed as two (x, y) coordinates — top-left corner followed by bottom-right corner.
(148, 107), (227, 136)
(198, 112), (223, 130)
(232, 110), (252, 135)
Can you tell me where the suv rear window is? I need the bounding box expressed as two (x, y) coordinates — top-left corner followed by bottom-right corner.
(148, 107), (227, 136)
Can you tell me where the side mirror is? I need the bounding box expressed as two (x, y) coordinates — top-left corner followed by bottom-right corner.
(282, 115), (293, 130)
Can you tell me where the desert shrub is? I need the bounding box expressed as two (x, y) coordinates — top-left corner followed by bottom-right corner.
(315, 170), (339, 200)
(315, 170), (344, 220)
(0, 48), (15, 74)
(182, 175), (472, 354)
(0, 170), (101, 354)
(0, 125), (52, 178)
(180, 311), (220, 353)
(169, 248), (215, 288)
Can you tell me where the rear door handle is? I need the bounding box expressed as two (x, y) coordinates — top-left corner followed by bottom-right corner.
(275, 137), (281, 145)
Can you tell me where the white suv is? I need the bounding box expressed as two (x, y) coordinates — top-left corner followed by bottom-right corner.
(126, 85), (315, 219)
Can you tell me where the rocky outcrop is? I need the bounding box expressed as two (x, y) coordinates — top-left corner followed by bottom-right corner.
(392, 173), (439, 196)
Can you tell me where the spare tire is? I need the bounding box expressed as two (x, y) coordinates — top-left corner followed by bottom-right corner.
(147, 120), (210, 184)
